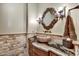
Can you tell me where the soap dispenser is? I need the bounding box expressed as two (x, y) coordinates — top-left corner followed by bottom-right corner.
(63, 38), (74, 49)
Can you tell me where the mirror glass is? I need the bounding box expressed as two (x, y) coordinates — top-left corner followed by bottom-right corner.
(43, 12), (54, 26)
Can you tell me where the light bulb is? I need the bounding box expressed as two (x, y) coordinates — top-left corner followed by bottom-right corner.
(67, 38), (71, 41)
(30, 19), (38, 25)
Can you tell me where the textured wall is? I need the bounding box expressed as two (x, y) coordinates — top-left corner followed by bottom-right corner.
(0, 33), (27, 56)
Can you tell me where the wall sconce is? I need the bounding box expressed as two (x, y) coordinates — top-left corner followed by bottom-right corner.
(58, 6), (66, 20)
(30, 18), (38, 25)
(36, 18), (43, 24)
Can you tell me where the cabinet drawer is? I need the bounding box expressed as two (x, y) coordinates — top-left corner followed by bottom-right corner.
(33, 46), (48, 56)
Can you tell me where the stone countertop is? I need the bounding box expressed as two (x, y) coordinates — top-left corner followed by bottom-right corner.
(32, 42), (74, 56)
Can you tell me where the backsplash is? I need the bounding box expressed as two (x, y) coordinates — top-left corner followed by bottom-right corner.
(0, 33), (27, 56)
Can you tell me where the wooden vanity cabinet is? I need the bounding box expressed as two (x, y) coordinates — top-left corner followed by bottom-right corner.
(28, 39), (48, 56)
(32, 46), (49, 56)
(28, 39), (59, 56)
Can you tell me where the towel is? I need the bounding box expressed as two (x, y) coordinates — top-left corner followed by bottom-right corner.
(64, 15), (77, 40)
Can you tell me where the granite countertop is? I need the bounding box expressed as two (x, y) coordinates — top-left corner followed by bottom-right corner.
(32, 42), (74, 56)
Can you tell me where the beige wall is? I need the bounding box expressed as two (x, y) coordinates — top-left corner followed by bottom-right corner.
(0, 3), (27, 34)
(37, 3), (79, 35)
(28, 3), (38, 33)
(28, 3), (79, 40)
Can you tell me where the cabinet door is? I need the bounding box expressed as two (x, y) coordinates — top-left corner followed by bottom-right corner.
(48, 51), (59, 56)
(32, 46), (48, 56)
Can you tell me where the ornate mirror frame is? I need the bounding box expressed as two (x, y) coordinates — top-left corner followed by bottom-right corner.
(39, 8), (59, 31)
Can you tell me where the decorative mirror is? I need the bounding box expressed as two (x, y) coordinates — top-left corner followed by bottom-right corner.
(37, 7), (66, 33)
(38, 8), (59, 33)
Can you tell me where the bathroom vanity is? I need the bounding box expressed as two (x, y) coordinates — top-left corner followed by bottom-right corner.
(28, 37), (75, 56)
(28, 39), (59, 56)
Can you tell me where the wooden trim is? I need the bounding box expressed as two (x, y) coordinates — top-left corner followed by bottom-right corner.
(36, 33), (63, 37)
(27, 32), (63, 38)
(0, 33), (27, 36)
(27, 32), (63, 36)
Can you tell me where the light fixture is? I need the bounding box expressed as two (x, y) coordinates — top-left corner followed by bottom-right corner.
(30, 18), (38, 25)
(36, 18), (43, 24)
(58, 6), (66, 20)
